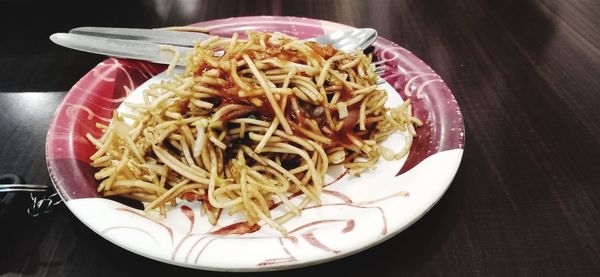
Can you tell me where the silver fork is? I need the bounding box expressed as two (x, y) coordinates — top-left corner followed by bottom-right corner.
(374, 60), (387, 85)
(51, 28), (380, 66)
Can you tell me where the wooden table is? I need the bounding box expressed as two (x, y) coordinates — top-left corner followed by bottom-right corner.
(1, 0), (599, 276)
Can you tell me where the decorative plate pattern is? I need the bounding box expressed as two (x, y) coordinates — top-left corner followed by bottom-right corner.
(46, 16), (464, 271)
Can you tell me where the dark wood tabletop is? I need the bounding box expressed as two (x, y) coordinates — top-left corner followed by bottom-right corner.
(1, 0), (599, 276)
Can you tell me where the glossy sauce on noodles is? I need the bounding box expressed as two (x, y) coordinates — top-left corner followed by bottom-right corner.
(193, 38), (361, 146)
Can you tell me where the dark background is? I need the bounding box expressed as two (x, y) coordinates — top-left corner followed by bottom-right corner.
(1, 0), (599, 276)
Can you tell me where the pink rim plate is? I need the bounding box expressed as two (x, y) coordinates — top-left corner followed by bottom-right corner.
(46, 16), (464, 271)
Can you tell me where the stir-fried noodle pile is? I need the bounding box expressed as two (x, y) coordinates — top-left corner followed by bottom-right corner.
(87, 32), (422, 235)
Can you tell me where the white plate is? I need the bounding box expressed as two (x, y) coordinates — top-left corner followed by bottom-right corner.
(46, 16), (464, 272)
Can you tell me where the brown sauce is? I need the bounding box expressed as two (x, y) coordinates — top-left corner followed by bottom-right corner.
(305, 41), (337, 60)
(339, 86), (353, 102)
(194, 63), (214, 76)
(257, 100), (276, 120)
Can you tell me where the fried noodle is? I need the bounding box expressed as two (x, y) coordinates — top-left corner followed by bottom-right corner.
(87, 32), (422, 235)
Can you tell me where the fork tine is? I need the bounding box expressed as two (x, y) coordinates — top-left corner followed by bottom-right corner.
(373, 60), (386, 66)
(375, 66), (385, 75)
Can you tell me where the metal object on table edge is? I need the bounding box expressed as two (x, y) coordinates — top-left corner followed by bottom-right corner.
(0, 173), (62, 217)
